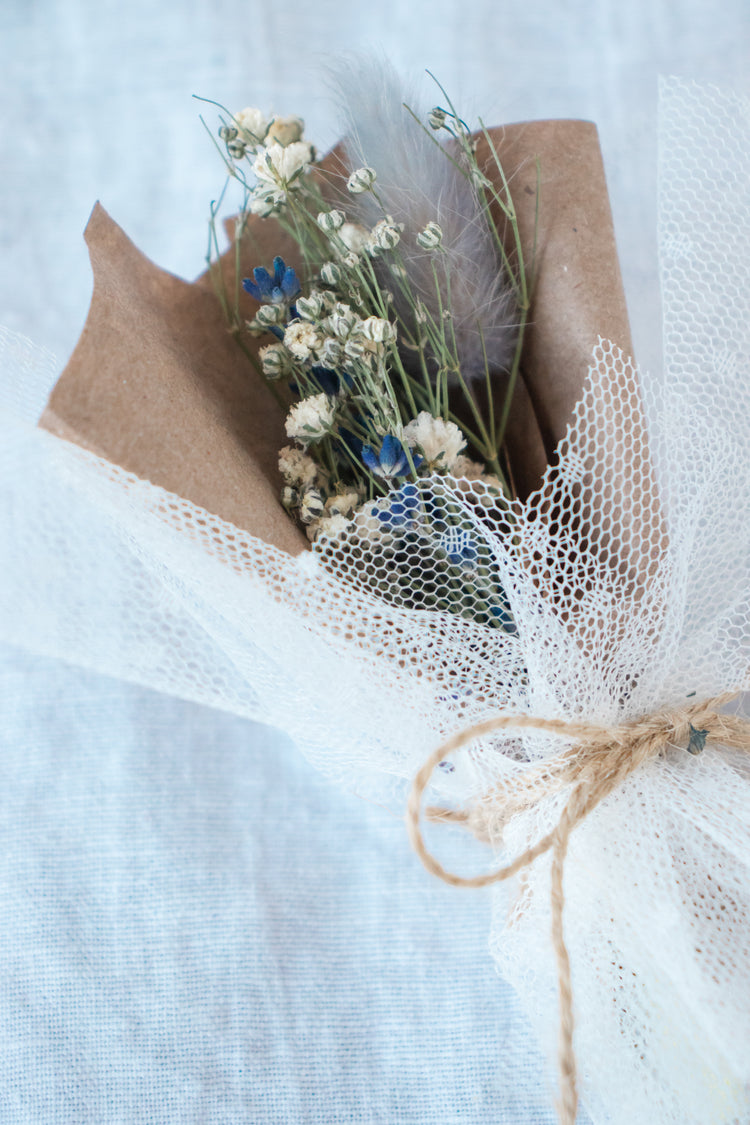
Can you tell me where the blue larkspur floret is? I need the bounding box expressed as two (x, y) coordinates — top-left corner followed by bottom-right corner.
(374, 482), (422, 530)
(361, 435), (420, 480)
(242, 256), (301, 304)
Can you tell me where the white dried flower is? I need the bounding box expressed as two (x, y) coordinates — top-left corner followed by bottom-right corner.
(428, 107), (447, 130)
(298, 487), (326, 524)
(368, 218), (403, 253)
(358, 316), (397, 344)
(341, 252), (360, 269)
(338, 222), (369, 254)
(235, 107), (270, 144)
(314, 513), (354, 541)
(254, 141), (313, 187)
(416, 222), (443, 250)
(347, 166), (376, 193)
(284, 320), (321, 361)
(325, 490), (360, 518)
(259, 343), (290, 380)
(403, 411), (467, 469)
(317, 209), (345, 233)
(265, 115), (305, 146)
(285, 393), (336, 444)
(278, 446), (319, 489)
(319, 261), (343, 287)
(450, 454), (487, 481)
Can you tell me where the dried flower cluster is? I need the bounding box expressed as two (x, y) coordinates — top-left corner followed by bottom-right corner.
(203, 72), (533, 626)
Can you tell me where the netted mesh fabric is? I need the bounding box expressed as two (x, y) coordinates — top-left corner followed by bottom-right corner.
(1, 78), (750, 1122)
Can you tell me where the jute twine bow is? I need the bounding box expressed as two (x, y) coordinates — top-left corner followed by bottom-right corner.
(406, 692), (748, 1125)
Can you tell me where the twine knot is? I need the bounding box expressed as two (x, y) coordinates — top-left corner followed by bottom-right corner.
(406, 692), (747, 1125)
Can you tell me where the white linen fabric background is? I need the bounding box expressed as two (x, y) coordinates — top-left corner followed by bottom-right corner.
(0, 2), (748, 1123)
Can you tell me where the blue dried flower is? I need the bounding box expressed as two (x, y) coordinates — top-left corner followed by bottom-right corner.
(361, 434), (418, 480)
(440, 527), (479, 568)
(374, 482), (422, 530)
(242, 256), (301, 304)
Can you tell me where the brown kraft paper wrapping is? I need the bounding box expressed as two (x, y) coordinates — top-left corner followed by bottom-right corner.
(40, 119), (633, 557)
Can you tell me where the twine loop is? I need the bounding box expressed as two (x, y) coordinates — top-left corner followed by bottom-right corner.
(406, 692), (747, 1125)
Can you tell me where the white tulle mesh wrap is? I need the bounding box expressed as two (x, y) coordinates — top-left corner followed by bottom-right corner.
(2, 79), (750, 1122)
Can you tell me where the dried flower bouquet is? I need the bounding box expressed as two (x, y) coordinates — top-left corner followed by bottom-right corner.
(33, 66), (750, 1125)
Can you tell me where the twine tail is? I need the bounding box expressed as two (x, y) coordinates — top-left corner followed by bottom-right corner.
(551, 796), (580, 1125)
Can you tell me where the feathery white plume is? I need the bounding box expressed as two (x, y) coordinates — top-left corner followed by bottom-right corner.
(330, 58), (517, 383)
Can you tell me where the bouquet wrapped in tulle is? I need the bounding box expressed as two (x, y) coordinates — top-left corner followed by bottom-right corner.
(4, 64), (750, 1124)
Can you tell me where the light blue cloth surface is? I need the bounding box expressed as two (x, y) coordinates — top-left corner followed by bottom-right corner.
(0, 2), (747, 1121)
(0, 646), (557, 1123)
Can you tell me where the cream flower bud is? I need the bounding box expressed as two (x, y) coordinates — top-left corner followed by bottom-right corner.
(414, 300), (429, 326)
(254, 303), (286, 329)
(249, 189), (286, 217)
(347, 166), (376, 193)
(368, 218), (403, 253)
(281, 485), (299, 509)
(317, 209), (345, 233)
(218, 124), (238, 142)
(295, 291), (326, 322)
(416, 222), (443, 250)
(428, 107), (447, 130)
(227, 139), (247, 160)
(319, 337), (344, 369)
(259, 343), (290, 379)
(359, 316), (397, 344)
(235, 107), (270, 143)
(343, 338), (367, 361)
(285, 393), (336, 444)
(327, 303), (357, 338)
(319, 261), (343, 287)
(298, 487), (326, 523)
(265, 115), (305, 146)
